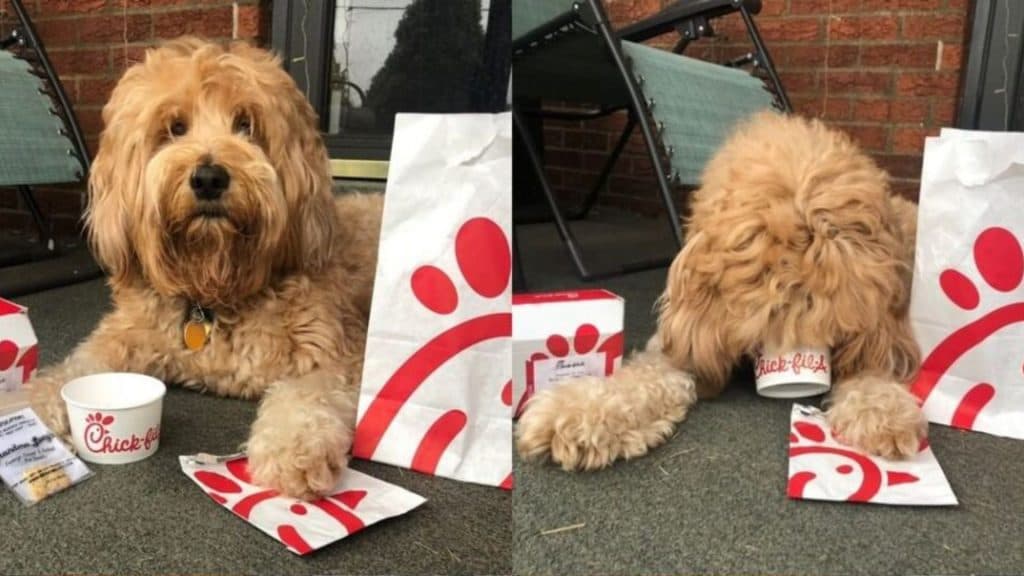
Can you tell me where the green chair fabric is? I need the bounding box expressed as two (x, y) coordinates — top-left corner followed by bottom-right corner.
(0, 50), (83, 186)
(512, 0), (573, 41)
(621, 40), (776, 184)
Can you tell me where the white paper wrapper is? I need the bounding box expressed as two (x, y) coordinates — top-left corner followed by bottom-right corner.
(909, 128), (1024, 440)
(352, 113), (512, 488)
(0, 408), (92, 505)
(180, 453), (426, 555)
(787, 405), (957, 506)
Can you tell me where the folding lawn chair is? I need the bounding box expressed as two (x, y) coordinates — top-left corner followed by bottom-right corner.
(0, 0), (90, 265)
(513, 0), (791, 282)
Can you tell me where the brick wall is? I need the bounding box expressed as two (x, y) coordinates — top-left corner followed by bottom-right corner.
(0, 0), (270, 237)
(541, 0), (970, 216)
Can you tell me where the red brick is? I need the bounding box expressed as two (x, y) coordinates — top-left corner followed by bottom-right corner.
(838, 124), (888, 151)
(49, 0), (106, 13)
(77, 76), (118, 105)
(853, 98), (890, 121)
(779, 71), (819, 93)
(571, 130), (610, 151)
(932, 97), (958, 125)
(606, 0), (660, 26)
(829, 15), (899, 41)
(890, 99), (929, 122)
(791, 95), (824, 117)
(235, 4), (262, 39)
(940, 43), (962, 71)
(863, 0), (945, 8)
(778, 45), (826, 68)
(759, 0), (786, 16)
(823, 97), (853, 121)
(49, 47), (109, 75)
(78, 14), (151, 44)
(75, 107), (106, 139)
(827, 45), (859, 68)
(896, 72), (959, 96)
(790, 0), (861, 12)
(825, 71), (892, 95)
(757, 18), (822, 43)
(902, 13), (965, 40)
(889, 179), (921, 202)
(892, 126), (934, 153)
(33, 18), (78, 46)
(112, 44), (153, 68)
(875, 154), (923, 180)
(153, 7), (233, 39)
(545, 149), (582, 170)
(861, 43), (936, 68)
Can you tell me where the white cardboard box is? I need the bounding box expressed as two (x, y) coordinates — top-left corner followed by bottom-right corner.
(0, 298), (38, 392)
(512, 290), (624, 417)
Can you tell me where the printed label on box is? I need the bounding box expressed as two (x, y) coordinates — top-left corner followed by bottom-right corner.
(531, 354), (607, 388)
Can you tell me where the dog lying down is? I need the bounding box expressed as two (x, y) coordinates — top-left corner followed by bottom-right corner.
(517, 111), (926, 471)
(29, 38), (382, 500)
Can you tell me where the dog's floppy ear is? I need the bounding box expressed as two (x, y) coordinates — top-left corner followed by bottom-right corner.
(234, 43), (337, 273)
(85, 66), (149, 286)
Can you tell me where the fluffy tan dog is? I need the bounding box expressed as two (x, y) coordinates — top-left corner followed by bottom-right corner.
(29, 38), (382, 499)
(517, 112), (926, 470)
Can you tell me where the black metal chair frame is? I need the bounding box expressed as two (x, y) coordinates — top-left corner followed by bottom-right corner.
(513, 0), (791, 283)
(1, 0), (91, 258)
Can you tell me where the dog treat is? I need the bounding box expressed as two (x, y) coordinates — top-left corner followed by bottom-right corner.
(0, 408), (93, 505)
(180, 452), (426, 555)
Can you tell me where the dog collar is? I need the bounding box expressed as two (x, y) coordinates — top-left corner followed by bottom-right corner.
(183, 303), (214, 351)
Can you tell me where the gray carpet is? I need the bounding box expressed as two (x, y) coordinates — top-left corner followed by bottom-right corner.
(0, 276), (511, 575)
(513, 211), (1024, 576)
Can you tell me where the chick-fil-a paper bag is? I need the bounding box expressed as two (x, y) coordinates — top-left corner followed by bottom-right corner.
(352, 114), (512, 488)
(180, 454), (426, 555)
(909, 129), (1024, 439)
(787, 405), (957, 506)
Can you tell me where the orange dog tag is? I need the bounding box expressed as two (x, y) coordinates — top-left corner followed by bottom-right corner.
(183, 321), (210, 350)
(184, 304), (213, 350)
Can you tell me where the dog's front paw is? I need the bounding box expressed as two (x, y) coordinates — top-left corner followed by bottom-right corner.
(28, 373), (71, 439)
(516, 376), (670, 472)
(827, 378), (926, 460)
(246, 423), (350, 500)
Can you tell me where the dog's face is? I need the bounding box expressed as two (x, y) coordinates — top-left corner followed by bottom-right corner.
(87, 38), (336, 306)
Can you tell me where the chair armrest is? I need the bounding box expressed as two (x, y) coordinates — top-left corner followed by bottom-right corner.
(618, 0), (761, 43)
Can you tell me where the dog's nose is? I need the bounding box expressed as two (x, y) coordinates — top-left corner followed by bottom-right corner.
(190, 163), (230, 201)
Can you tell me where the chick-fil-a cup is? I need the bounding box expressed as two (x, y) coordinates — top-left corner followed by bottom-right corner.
(61, 373), (166, 464)
(755, 347), (831, 399)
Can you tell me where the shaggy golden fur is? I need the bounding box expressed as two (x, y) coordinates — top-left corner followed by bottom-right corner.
(29, 38), (383, 499)
(517, 112), (927, 470)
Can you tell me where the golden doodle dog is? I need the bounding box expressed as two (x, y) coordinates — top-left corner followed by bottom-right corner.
(517, 112), (926, 470)
(29, 38), (382, 499)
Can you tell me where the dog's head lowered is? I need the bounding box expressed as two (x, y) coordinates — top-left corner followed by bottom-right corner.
(87, 37), (336, 306)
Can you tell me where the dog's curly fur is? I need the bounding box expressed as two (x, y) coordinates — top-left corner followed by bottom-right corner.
(517, 112), (927, 470)
(28, 38), (382, 499)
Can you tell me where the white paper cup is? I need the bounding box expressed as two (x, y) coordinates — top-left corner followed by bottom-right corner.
(755, 347), (831, 399)
(60, 373), (166, 464)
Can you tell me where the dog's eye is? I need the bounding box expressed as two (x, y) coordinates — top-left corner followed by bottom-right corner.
(234, 114), (252, 136)
(169, 119), (188, 137)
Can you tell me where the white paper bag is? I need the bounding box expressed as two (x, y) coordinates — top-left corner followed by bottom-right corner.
(787, 405), (957, 506)
(352, 114), (512, 488)
(909, 129), (1024, 439)
(180, 454), (425, 555)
